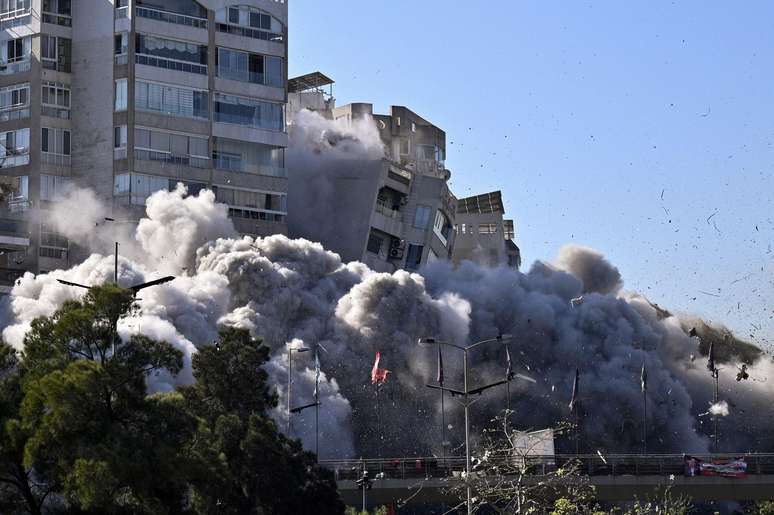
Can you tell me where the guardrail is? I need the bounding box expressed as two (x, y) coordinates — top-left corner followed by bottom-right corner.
(322, 454), (774, 481)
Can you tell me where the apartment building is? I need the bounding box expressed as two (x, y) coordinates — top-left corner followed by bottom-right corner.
(287, 79), (456, 272)
(0, 0), (289, 290)
(451, 190), (521, 269)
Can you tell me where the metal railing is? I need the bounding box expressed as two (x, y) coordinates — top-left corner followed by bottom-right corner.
(135, 54), (207, 75)
(0, 154), (29, 169)
(134, 149), (209, 168)
(114, 54), (128, 65)
(41, 153), (70, 167)
(323, 454), (774, 481)
(375, 199), (401, 219)
(136, 6), (206, 29)
(41, 106), (69, 119)
(42, 11), (71, 26)
(0, 60), (30, 75)
(215, 22), (283, 43)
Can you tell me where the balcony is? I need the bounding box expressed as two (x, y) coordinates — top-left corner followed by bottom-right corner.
(42, 11), (71, 27)
(375, 198), (401, 220)
(41, 152), (70, 167)
(0, 7), (30, 29)
(0, 60), (30, 76)
(136, 5), (207, 29)
(212, 153), (286, 178)
(0, 154), (29, 169)
(134, 149), (209, 169)
(0, 108), (29, 122)
(215, 23), (283, 43)
(41, 106), (70, 120)
(135, 54), (207, 75)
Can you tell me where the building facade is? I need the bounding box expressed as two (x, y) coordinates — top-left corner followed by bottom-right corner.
(451, 191), (521, 269)
(0, 0), (289, 290)
(287, 84), (457, 272)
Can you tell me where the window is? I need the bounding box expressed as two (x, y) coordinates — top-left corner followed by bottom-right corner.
(214, 187), (287, 213)
(114, 125), (127, 148)
(215, 5), (284, 42)
(1, 37), (30, 71)
(40, 35), (71, 72)
(135, 34), (207, 74)
(40, 174), (70, 201)
(212, 138), (285, 176)
(135, 0), (207, 26)
(411, 122), (416, 132)
(399, 138), (409, 156)
(367, 233), (383, 255)
(0, 83), (29, 121)
(217, 48), (283, 88)
(42, 0), (71, 26)
(135, 80), (208, 119)
(134, 126), (209, 168)
(405, 244), (423, 271)
(41, 127), (70, 166)
(433, 210), (452, 246)
(114, 79), (127, 111)
(0, 128), (30, 168)
(213, 93), (284, 131)
(40, 224), (68, 259)
(413, 205), (432, 229)
(479, 223), (498, 235)
(114, 33), (128, 55)
(41, 81), (70, 119)
(0, 0), (31, 28)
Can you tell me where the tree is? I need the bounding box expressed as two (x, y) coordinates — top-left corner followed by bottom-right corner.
(9, 285), (196, 514)
(450, 418), (600, 514)
(183, 328), (344, 515)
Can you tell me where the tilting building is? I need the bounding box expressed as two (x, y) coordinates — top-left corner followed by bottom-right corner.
(451, 190), (521, 269)
(287, 77), (457, 272)
(0, 0), (289, 291)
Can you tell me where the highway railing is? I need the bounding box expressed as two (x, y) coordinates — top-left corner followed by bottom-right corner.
(321, 454), (774, 481)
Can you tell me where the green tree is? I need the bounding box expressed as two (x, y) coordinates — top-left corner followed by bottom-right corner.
(14, 285), (196, 514)
(183, 327), (344, 515)
(749, 501), (774, 514)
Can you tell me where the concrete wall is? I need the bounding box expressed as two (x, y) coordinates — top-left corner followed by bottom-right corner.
(71, 0), (115, 201)
(287, 157), (381, 263)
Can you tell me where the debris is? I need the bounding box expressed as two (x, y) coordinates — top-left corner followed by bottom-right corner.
(736, 364), (749, 382)
(698, 290), (721, 298)
(596, 450), (608, 464)
(709, 401), (729, 417)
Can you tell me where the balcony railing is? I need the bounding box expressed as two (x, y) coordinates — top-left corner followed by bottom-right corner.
(136, 6), (207, 29)
(113, 147), (127, 160)
(213, 111), (284, 132)
(134, 149), (209, 168)
(42, 11), (71, 26)
(0, 7), (30, 29)
(115, 6), (129, 18)
(213, 154), (287, 177)
(215, 23), (283, 43)
(0, 108), (29, 122)
(136, 54), (207, 75)
(114, 54), (128, 65)
(0, 60), (30, 75)
(41, 153), (71, 166)
(41, 106), (69, 119)
(375, 199), (401, 219)
(0, 154), (29, 169)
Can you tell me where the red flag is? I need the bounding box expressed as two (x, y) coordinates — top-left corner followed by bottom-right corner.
(371, 351), (390, 384)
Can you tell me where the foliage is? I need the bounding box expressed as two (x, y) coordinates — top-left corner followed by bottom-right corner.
(0, 285), (344, 514)
(750, 501), (774, 515)
(184, 327), (344, 515)
(344, 506), (389, 515)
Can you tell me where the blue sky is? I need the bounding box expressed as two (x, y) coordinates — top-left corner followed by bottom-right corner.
(289, 1), (774, 345)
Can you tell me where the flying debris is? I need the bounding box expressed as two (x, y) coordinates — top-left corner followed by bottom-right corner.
(736, 364), (749, 382)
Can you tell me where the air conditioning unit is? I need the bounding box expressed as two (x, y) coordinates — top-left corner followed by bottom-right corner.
(388, 238), (405, 259)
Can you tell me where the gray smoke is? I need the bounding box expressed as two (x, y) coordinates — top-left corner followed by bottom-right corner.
(2, 112), (773, 458)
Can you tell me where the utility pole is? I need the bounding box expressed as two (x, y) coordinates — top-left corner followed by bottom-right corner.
(420, 335), (517, 515)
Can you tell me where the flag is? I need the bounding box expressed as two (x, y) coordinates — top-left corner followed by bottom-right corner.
(313, 350), (321, 400)
(371, 351), (390, 385)
(640, 363), (647, 394)
(436, 347), (444, 385)
(569, 368), (579, 413)
(505, 344), (514, 381)
(707, 340), (715, 373)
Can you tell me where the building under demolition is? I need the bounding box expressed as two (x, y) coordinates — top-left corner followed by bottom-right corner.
(287, 74), (457, 273)
(452, 190), (521, 269)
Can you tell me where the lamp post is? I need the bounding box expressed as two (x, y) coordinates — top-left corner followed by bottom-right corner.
(418, 335), (512, 515)
(290, 347), (323, 459)
(286, 343), (310, 436)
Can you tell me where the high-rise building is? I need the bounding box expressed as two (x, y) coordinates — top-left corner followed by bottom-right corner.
(451, 191), (521, 269)
(0, 0), (289, 291)
(287, 80), (457, 272)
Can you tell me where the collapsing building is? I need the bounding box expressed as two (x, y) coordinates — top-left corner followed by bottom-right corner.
(287, 73), (457, 272)
(451, 190), (521, 269)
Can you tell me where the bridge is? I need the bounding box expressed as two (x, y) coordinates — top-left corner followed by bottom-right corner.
(321, 454), (774, 507)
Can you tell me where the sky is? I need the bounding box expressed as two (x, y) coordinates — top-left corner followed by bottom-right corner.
(289, 1), (774, 346)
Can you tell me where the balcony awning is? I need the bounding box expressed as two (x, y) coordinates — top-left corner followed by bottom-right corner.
(288, 71), (334, 93)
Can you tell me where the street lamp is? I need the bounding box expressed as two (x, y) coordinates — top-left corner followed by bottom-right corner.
(290, 347), (323, 458)
(286, 343), (310, 436)
(418, 335), (512, 515)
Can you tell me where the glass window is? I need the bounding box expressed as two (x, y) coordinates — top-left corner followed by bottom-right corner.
(114, 33), (128, 55)
(41, 127), (70, 155)
(135, 34), (206, 64)
(213, 93), (284, 131)
(413, 205), (432, 229)
(114, 79), (127, 111)
(136, 0), (206, 18)
(406, 244), (423, 270)
(40, 174), (70, 201)
(0, 83), (29, 110)
(114, 125), (127, 148)
(367, 233), (383, 254)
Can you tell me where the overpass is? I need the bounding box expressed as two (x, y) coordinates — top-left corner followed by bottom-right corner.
(321, 454), (774, 507)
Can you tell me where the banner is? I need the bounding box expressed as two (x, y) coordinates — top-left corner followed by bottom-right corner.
(684, 455), (747, 478)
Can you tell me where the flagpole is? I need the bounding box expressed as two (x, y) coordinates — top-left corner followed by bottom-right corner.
(713, 369), (719, 453)
(315, 349), (320, 459)
(376, 382), (382, 460)
(440, 385), (446, 462)
(642, 388), (647, 454)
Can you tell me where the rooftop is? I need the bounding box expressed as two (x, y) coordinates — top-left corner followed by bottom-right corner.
(456, 191), (504, 214)
(288, 71), (335, 93)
